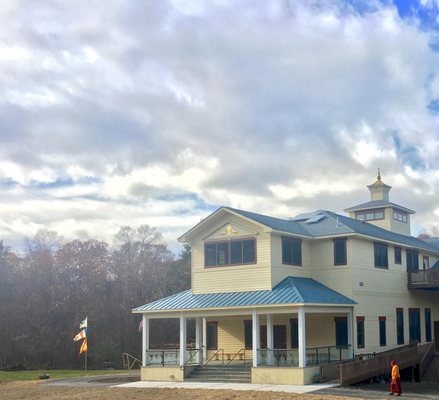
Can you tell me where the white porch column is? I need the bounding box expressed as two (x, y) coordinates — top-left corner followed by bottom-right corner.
(142, 314), (149, 366)
(179, 314), (187, 367)
(347, 308), (354, 358)
(298, 307), (306, 368)
(252, 310), (260, 367)
(266, 313), (274, 365)
(266, 314), (273, 349)
(195, 317), (203, 365)
(202, 317), (207, 362)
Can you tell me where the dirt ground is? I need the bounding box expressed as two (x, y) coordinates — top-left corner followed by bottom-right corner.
(0, 380), (365, 400)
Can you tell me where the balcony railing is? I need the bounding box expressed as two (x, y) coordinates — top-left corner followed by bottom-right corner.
(257, 345), (352, 367)
(408, 269), (439, 290)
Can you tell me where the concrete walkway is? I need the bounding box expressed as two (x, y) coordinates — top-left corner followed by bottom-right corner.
(114, 380), (340, 394)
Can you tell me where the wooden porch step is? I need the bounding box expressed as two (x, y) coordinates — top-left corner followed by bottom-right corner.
(423, 355), (439, 382)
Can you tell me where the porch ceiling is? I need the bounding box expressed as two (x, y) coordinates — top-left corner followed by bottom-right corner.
(132, 276), (356, 314)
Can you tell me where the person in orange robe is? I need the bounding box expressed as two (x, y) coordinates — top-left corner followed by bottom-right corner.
(389, 359), (402, 396)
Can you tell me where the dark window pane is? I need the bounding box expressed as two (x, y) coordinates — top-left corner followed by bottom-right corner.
(379, 318), (386, 346)
(290, 319), (298, 349)
(260, 326), (267, 349)
(394, 247), (402, 264)
(409, 309), (421, 343)
(282, 237), (292, 264)
(282, 237), (302, 266)
(335, 317), (348, 346)
(205, 243), (217, 267)
(357, 318), (365, 349)
(216, 242), (228, 265)
(244, 320), (252, 349)
(407, 250), (419, 272)
(396, 309), (404, 345)
(230, 241), (242, 264)
(374, 243), (388, 268)
(425, 309), (432, 342)
(273, 325), (287, 349)
(334, 238), (347, 265)
(204, 238), (256, 268)
(242, 239), (256, 263)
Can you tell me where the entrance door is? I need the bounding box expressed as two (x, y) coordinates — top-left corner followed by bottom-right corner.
(273, 325), (287, 349)
(434, 322), (439, 351)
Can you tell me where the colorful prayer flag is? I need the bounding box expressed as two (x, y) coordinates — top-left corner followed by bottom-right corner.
(79, 338), (88, 354)
(73, 329), (87, 342)
(79, 317), (88, 329)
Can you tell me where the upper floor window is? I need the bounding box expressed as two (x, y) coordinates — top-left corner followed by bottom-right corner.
(334, 238), (347, 265)
(423, 256), (429, 270)
(394, 247), (402, 264)
(355, 208), (384, 221)
(204, 238), (256, 268)
(406, 249), (419, 272)
(374, 243), (388, 269)
(393, 210), (408, 223)
(282, 237), (302, 266)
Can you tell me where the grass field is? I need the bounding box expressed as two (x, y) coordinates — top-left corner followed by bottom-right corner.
(0, 369), (130, 383)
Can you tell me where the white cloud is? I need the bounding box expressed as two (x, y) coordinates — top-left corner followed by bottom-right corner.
(1, 0), (439, 251)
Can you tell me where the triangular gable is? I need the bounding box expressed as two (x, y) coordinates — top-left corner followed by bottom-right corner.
(178, 207), (272, 242)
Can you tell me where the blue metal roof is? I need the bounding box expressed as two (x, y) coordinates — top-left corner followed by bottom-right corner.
(132, 277), (356, 312)
(226, 207), (311, 237)
(223, 207), (439, 254)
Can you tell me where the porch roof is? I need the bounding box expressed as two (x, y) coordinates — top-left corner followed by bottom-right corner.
(132, 276), (356, 313)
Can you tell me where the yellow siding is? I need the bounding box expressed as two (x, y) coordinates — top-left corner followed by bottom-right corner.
(348, 237), (438, 353)
(210, 314), (341, 355)
(271, 234), (312, 287)
(310, 239), (353, 297)
(191, 213), (272, 294)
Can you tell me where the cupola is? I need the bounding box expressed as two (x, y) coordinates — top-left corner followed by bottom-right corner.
(344, 171), (415, 236)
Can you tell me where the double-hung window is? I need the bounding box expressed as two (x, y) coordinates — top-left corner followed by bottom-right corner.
(374, 243), (388, 269)
(282, 237), (302, 266)
(394, 247), (402, 264)
(406, 249), (419, 272)
(334, 238), (347, 265)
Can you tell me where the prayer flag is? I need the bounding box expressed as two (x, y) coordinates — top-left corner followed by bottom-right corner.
(73, 329), (87, 342)
(79, 317), (88, 329)
(138, 319), (143, 332)
(79, 338), (88, 354)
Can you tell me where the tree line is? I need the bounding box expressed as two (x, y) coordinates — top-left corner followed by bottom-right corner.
(0, 226), (190, 370)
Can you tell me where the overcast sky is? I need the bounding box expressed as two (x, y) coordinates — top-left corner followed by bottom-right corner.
(1, 0), (439, 252)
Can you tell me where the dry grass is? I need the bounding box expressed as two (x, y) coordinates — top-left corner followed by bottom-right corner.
(0, 381), (360, 400)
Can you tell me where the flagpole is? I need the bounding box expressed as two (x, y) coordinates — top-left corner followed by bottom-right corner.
(85, 349), (87, 372)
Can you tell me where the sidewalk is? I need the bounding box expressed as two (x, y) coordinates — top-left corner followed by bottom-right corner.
(114, 380), (340, 394)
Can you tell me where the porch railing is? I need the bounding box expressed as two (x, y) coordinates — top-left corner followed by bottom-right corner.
(408, 269), (439, 289)
(257, 345), (351, 367)
(340, 342), (430, 385)
(145, 348), (199, 366)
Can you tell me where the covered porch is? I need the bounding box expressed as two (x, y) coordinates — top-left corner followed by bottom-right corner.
(132, 277), (356, 385)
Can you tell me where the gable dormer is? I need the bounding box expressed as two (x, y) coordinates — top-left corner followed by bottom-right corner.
(344, 172), (415, 236)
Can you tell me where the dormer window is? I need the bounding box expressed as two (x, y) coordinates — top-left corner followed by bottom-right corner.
(355, 209), (384, 221)
(393, 210), (408, 223)
(204, 238), (256, 268)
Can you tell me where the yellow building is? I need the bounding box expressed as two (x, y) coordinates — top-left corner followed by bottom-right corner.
(133, 174), (439, 385)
